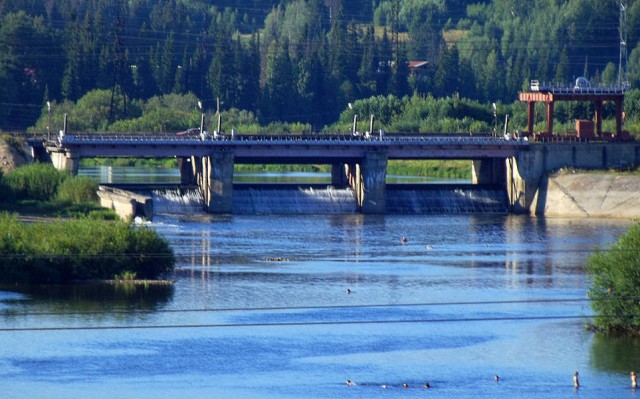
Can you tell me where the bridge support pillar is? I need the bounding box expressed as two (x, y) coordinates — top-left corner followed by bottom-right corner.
(507, 149), (546, 214)
(331, 163), (349, 187)
(178, 157), (195, 185)
(50, 150), (79, 175)
(472, 159), (505, 185)
(359, 151), (388, 214)
(200, 151), (234, 214)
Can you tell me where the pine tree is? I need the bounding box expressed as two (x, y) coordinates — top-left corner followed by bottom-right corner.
(554, 46), (571, 84)
(261, 38), (296, 122)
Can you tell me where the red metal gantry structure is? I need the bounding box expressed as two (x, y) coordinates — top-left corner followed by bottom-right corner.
(519, 79), (628, 140)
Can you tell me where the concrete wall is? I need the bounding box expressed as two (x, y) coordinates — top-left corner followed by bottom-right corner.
(97, 187), (153, 220)
(50, 150), (79, 175)
(508, 142), (640, 215)
(543, 173), (640, 218)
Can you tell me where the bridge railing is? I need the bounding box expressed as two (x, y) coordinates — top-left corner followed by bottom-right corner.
(58, 132), (529, 147)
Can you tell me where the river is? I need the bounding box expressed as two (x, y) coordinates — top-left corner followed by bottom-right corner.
(1, 166), (639, 398)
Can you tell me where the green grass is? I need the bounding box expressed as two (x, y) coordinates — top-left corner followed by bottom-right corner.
(0, 213), (174, 284)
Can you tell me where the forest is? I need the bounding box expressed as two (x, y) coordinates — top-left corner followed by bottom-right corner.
(2, 0), (640, 134)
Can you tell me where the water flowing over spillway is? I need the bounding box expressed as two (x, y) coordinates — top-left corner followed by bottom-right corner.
(149, 185), (508, 215)
(234, 186), (357, 214)
(386, 185), (508, 214)
(152, 188), (204, 215)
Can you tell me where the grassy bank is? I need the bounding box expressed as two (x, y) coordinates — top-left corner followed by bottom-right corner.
(0, 162), (117, 219)
(0, 213), (174, 284)
(388, 160), (471, 179)
(0, 162), (175, 284)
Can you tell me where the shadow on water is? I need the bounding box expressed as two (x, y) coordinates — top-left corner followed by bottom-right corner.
(590, 333), (640, 374)
(0, 283), (174, 314)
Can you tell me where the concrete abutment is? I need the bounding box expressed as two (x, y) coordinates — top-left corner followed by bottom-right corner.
(506, 142), (640, 215)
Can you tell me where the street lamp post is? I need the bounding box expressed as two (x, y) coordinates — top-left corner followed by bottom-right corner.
(47, 101), (51, 140)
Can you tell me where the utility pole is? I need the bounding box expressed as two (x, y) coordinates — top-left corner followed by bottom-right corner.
(391, 0), (400, 71)
(619, 1), (628, 86)
(108, 0), (127, 125)
(389, 0), (400, 95)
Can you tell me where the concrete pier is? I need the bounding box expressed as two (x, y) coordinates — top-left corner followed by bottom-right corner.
(50, 150), (79, 175)
(360, 151), (388, 214)
(331, 163), (349, 187)
(200, 151), (234, 213)
(472, 159), (505, 185)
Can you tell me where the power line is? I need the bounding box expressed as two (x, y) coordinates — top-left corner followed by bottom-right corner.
(0, 313), (625, 333)
(1, 297), (599, 317)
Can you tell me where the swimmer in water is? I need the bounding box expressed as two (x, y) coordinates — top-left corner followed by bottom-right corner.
(401, 236), (407, 244)
(631, 371), (637, 389)
(573, 371), (580, 388)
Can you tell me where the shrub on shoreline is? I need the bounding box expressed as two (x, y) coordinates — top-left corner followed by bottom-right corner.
(5, 163), (66, 201)
(56, 176), (99, 204)
(586, 223), (640, 334)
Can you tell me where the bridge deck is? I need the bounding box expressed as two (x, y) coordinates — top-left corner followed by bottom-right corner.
(47, 133), (528, 162)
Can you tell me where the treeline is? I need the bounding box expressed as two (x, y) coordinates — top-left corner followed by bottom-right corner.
(1, 0), (639, 131)
(30, 89), (640, 136)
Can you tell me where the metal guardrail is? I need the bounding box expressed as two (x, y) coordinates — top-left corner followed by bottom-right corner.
(530, 81), (628, 95)
(58, 133), (529, 147)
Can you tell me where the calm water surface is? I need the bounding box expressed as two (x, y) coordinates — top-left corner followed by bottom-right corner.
(1, 167), (639, 398)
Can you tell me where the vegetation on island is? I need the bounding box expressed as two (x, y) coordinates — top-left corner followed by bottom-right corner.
(586, 223), (640, 335)
(0, 162), (115, 219)
(0, 163), (175, 284)
(0, 213), (174, 284)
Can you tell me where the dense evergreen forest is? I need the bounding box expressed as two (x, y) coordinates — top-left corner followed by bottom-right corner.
(1, 0), (639, 132)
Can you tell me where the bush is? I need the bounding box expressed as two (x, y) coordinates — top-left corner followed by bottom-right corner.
(0, 170), (14, 201)
(6, 163), (67, 201)
(585, 223), (640, 334)
(56, 176), (98, 204)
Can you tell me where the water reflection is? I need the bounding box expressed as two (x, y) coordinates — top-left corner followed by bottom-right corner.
(590, 334), (640, 374)
(0, 283), (174, 317)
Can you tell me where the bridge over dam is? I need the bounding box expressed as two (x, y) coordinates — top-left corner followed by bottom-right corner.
(30, 133), (640, 215)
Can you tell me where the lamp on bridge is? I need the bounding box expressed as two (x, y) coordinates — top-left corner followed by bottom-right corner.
(197, 101), (205, 138)
(47, 101), (51, 141)
(348, 102), (359, 136)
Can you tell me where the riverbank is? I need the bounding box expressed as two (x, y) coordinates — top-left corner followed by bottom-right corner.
(542, 170), (640, 218)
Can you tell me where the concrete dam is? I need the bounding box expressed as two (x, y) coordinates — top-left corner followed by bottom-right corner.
(30, 133), (640, 217)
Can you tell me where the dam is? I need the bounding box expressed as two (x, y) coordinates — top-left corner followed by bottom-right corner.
(29, 132), (640, 217)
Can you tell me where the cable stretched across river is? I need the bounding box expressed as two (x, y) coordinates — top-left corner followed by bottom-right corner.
(0, 313), (626, 333)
